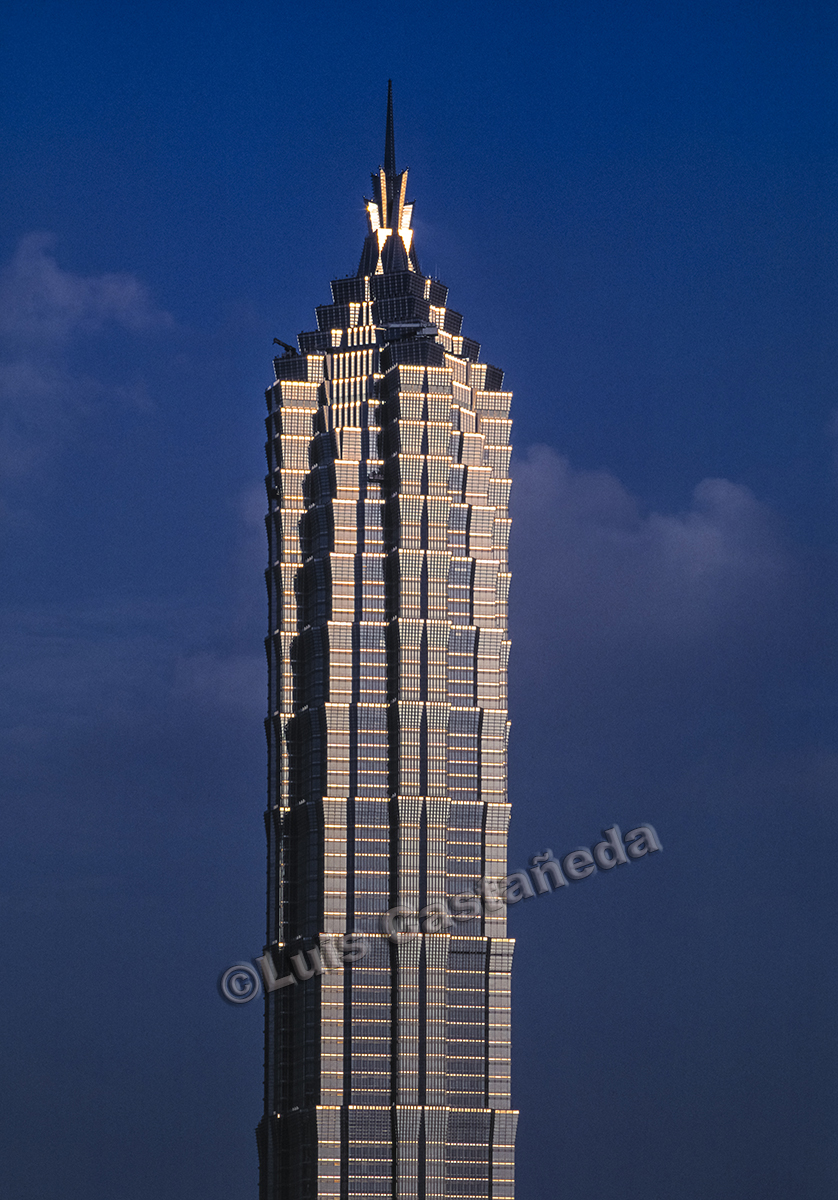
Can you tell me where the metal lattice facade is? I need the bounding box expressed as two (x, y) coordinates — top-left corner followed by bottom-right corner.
(257, 86), (517, 1200)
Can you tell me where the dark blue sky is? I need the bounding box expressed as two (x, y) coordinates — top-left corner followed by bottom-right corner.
(2, 2), (836, 1198)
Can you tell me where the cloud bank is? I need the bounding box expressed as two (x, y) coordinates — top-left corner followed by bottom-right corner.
(0, 233), (172, 485)
(511, 443), (796, 669)
(507, 444), (827, 816)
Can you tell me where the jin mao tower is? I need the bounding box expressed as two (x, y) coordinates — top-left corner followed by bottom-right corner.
(258, 86), (516, 1200)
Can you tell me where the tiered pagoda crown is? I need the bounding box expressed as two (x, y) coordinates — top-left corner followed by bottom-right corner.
(357, 81), (420, 276)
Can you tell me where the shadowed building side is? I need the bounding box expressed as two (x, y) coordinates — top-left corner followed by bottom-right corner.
(258, 83), (517, 1200)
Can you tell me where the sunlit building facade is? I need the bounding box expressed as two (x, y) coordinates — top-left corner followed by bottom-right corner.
(257, 86), (516, 1200)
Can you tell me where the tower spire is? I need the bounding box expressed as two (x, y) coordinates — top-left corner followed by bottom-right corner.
(384, 79), (396, 177)
(359, 82), (418, 275)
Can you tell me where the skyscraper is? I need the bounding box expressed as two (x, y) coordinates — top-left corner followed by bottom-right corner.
(258, 85), (516, 1200)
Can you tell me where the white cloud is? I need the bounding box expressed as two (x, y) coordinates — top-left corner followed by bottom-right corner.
(0, 232), (172, 346)
(511, 445), (795, 665)
(507, 444), (829, 812)
(0, 600), (264, 769)
(0, 233), (173, 485)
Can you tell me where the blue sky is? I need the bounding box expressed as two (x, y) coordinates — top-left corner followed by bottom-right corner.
(2, 2), (836, 1198)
